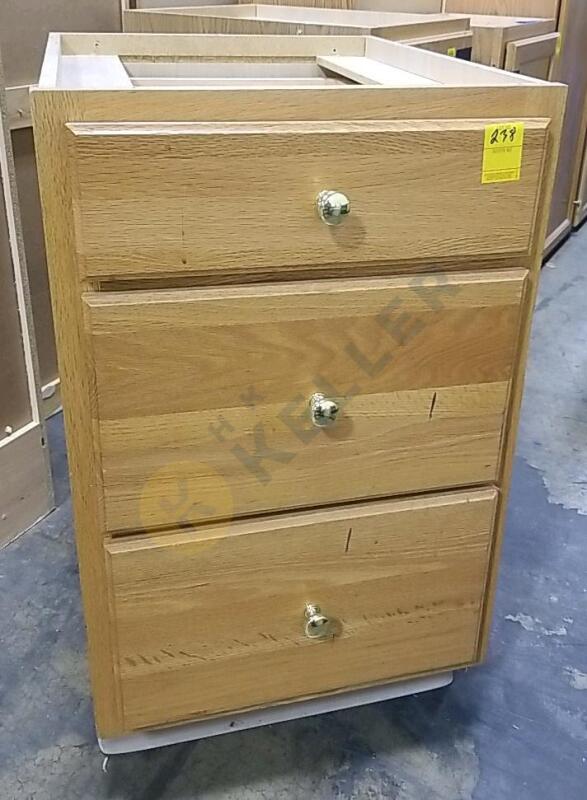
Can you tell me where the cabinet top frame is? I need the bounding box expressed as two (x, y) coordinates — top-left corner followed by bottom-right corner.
(38, 32), (559, 91)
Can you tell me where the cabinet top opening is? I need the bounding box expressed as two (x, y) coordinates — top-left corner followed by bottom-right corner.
(37, 32), (558, 92)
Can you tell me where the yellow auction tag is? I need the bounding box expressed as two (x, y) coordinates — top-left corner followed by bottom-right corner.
(482, 122), (525, 184)
(447, 46), (457, 57)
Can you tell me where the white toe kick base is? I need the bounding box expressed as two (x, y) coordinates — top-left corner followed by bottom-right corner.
(98, 671), (454, 754)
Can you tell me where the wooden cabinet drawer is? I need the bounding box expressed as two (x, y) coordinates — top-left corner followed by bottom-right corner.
(107, 488), (497, 731)
(68, 119), (548, 280)
(87, 270), (525, 533)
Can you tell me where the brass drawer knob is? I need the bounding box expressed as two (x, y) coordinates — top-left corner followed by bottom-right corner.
(316, 190), (351, 226)
(304, 603), (333, 640)
(309, 393), (339, 428)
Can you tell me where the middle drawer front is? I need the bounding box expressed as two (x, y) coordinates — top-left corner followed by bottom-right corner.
(86, 270), (525, 533)
(107, 488), (497, 731)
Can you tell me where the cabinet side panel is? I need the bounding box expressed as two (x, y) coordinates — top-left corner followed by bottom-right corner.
(476, 85), (566, 657)
(31, 90), (124, 737)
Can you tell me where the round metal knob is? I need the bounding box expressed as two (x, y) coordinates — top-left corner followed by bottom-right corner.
(316, 190), (351, 226)
(304, 604), (333, 640)
(309, 393), (339, 428)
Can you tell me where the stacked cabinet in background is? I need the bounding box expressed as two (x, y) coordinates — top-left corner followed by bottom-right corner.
(0, 50), (52, 546)
(444, 0), (587, 249)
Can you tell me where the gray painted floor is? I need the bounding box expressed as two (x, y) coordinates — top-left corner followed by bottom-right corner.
(1, 229), (586, 799)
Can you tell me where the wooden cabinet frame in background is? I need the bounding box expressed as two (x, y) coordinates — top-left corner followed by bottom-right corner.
(0, 49), (53, 547)
(1, 0), (126, 419)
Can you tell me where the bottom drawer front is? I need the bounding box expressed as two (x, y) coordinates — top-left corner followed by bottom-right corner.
(108, 489), (497, 731)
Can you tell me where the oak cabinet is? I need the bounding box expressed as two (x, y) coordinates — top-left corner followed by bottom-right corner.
(33, 32), (565, 750)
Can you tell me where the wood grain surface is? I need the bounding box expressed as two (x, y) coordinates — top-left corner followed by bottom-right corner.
(31, 36), (566, 736)
(443, 0), (559, 17)
(68, 119), (548, 279)
(107, 488), (497, 729)
(86, 270), (526, 532)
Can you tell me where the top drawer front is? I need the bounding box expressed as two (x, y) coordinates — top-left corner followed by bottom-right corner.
(68, 119), (548, 279)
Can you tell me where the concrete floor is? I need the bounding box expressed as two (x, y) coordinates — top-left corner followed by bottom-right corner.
(1, 229), (586, 800)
